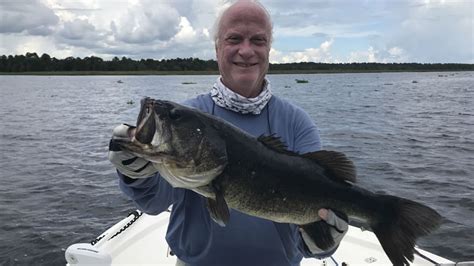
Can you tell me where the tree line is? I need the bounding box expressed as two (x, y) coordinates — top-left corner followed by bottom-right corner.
(1, 52), (473, 73)
(0, 53), (217, 72)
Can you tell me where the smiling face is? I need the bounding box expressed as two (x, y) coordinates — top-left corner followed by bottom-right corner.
(215, 1), (272, 98)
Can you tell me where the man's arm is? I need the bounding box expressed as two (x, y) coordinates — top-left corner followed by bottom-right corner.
(118, 172), (178, 215)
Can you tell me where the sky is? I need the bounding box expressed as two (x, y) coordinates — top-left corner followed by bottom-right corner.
(0, 0), (473, 63)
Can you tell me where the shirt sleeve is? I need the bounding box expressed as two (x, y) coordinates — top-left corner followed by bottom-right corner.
(118, 171), (179, 215)
(292, 106), (321, 154)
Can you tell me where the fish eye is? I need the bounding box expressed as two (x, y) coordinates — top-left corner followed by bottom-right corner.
(169, 109), (181, 120)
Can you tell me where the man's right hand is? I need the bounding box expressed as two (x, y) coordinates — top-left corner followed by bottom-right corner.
(108, 124), (159, 179)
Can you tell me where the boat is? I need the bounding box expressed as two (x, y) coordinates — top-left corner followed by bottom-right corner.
(65, 210), (472, 266)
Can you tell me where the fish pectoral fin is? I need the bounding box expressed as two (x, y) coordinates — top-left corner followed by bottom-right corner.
(300, 221), (335, 251)
(206, 196), (229, 227)
(303, 150), (356, 183)
(206, 179), (230, 226)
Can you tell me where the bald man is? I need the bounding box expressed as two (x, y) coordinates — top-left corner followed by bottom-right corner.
(109, 1), (348, 265)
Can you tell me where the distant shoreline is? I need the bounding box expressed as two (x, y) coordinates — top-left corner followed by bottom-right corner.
(3, 53), (473, 74)
(1, 69), (473, 76)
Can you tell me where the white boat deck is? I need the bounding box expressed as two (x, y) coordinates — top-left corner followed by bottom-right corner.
(65, 210), (466, 266)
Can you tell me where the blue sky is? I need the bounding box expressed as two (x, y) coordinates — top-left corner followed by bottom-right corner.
(1, 0), (473, 63)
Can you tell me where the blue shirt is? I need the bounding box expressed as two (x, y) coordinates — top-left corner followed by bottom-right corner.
(119, 93), (335, 266)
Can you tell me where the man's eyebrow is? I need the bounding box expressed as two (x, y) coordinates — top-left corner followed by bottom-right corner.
(252, 34), (268, 38)
(224, 31), (241, 36)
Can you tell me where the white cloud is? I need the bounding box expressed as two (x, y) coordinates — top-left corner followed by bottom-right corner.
(269, 48), (282, 64)
(110, 2), (181, 44)
(0, 35), (52, 56)
(349, 46), (378, 63)
(388, 47), (403, 57)
(386, 46), (409, 62)
(173, 17), (198, 44)
(270, 39), (334, 63)
(346, 46), (411, 63)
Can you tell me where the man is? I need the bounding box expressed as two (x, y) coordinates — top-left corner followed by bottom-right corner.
(109, 1), (348, 265)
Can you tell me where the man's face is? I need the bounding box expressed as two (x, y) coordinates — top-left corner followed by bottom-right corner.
(215, 3), (271, 98)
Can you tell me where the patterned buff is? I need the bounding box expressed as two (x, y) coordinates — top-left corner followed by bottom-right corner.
(210, 77), (272, 115)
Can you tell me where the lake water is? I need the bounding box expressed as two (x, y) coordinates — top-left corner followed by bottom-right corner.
(1, 72), (473, 265)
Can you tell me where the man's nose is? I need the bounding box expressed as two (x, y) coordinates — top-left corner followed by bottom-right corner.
(238, 40), (255, 58)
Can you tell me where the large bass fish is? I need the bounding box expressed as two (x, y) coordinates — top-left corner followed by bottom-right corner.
(112, 97), (442, 265)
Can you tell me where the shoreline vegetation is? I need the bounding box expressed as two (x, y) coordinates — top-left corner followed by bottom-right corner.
(1, 52), (473, 75)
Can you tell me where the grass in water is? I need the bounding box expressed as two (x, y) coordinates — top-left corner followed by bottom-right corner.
(295, 79), (309, 83)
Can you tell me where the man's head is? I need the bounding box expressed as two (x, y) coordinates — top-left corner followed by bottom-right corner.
(214, 0), (273, 98)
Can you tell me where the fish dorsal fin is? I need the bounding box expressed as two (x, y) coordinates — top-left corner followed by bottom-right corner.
(303, 150), (356, 183)
(258, 134), (297, 156)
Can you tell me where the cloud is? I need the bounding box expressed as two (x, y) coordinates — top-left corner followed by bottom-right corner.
(172, 17), (198, 44)
(0, 34), (54, 56)
(0, 0), (59, 35)
(56, 18), (108, 50)
(269, 0), (473, 63)
(387, 1), (474, 62)
(346, 45), (411, 63)
(270, 39), (334, 63)
(348, 46), (379, 63)
(36, 0), (217, 59)
(59, 19), (96, 40)
(388, 47), (403, 56)
(0, 0), (471, 63)
(110, 1), (181, 44)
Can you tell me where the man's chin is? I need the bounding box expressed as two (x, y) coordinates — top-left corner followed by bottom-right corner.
(227, 76), (265, 97)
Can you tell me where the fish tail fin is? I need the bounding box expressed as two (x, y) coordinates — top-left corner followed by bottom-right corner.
(371, 195), (442, 266)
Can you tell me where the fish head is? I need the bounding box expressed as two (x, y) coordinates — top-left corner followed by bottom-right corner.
(117, 98), (228, 188)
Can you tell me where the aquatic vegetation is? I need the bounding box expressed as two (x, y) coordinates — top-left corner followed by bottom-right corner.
(295, 79), (309, 83)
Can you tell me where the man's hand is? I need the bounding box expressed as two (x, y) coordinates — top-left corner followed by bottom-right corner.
(108, 124), (159, 179)
(300, 208), (349, 253)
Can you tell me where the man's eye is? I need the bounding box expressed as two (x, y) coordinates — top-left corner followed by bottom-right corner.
(252, 38), (267, 45)
(226, 36), (241, 43)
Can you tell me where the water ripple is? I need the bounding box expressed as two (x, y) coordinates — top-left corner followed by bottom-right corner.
(1, 73), (473, 264)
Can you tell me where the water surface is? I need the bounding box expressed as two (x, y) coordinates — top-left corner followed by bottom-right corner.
(1, 72), (473, 265)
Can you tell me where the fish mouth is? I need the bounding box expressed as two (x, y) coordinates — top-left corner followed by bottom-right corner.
(134, 99), (174, 145)
(112, 137), (174, 164)
(134, 102), (155, 144)
(119, 98), (176, 162)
